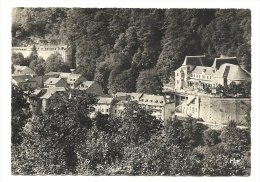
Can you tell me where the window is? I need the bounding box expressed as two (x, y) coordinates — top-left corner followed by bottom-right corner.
(195, 108), (197, 112)
(155, 100), (158, 103)
(213, 70), (215, 73)
(199, 75), (200, 78)
(115, 110), (117, 113)
(150, 100), (153, 102)
(207, 76), (208, 79)
(106, 109), (108, 112)
(192, 107), (194, 113)
(176, 73), (179, 76)
(145, 100), (148, 102)
(177, 80), (179, 84)
(210, 76), (211, 79)
(101, 109), (104, 112)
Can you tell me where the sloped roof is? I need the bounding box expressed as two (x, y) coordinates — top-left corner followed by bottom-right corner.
(214, 63), (251, 80)
(81, 81), (96, 87)
(59, 73), (71, 78)
(13, 66), (35, 75)
(192, 66), (214, 75)
(12, 75), (36, 83)
(139, 94), (165, 106)
(115, 92), (143, 100)
(14, 65), (27, 71)
(67, 74), (83, 84)
(97, 97), (114, 104)
(174, 67), (183, 73)
(44, 78), (63, 85)
(212, 57), (238, 69)
(182, 55), (208, 66)
(40, 87), (66, 99)
(45, 72), (61, 76)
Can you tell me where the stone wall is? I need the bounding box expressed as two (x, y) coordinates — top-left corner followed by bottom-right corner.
(199, 97), (251, 125)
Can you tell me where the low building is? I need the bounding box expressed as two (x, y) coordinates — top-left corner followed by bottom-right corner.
(44, 77), (68, 88)
(13, 65), (36, 76)
(12, 75), (37, 90)
(94, 97), (114, 115)
(79, 81), (103, 95)
(138, 94), (175, 121)
(66, 74), (88, 89)
(115, 92), (143, 101)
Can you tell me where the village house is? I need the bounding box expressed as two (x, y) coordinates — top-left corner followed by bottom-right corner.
(138, 94), (175, 121)
(12, 65), (36, 77)
(94, 97), (114, 116)
(78, 81), (103, 95)
(66, 74), (88, 89)
(44, 77), (68, 88)
(12, 75), (37, 90)
(115, 92), (143, 101)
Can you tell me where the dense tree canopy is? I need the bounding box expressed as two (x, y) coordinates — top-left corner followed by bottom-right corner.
(12, 8), (251, 93)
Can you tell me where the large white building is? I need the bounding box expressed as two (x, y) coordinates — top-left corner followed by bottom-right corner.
(174, 55), (251, 90)
(12, 45), (73, 63)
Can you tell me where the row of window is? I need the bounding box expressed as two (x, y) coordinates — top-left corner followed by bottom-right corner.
(140, 99), (163, 104)
(192, 74), (212, 80)
(183, 106), (197, 113)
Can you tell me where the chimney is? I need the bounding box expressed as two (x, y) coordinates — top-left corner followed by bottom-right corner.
(70, 69), (75, 74)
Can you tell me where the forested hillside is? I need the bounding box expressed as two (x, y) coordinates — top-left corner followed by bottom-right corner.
(12, 8), (251, 93)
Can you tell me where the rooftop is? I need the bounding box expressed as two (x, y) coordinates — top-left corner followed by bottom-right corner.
(97, 97), (114, 104)
(212, 57), (238, 69)
(12, 75), (36, 83)
(115, 92), (143, 100)
(44, 78), (63, 85)
(214, 63), (251, 80)
(192, 66), (215, 75)
(40, 87), (66, 99)
(67, 74), (83, 84)
(182, 55), (209, 67)
(139, 94), (165, 106)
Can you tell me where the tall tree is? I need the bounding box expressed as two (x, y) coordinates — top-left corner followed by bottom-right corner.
(136, 69), (163, 95)
(12, 90), (98, 174)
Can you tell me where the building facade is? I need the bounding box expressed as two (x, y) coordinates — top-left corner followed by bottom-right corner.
(12, 75), (37, 90)
(174, 55), (251, 90)
(44, 77), (68, 88)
